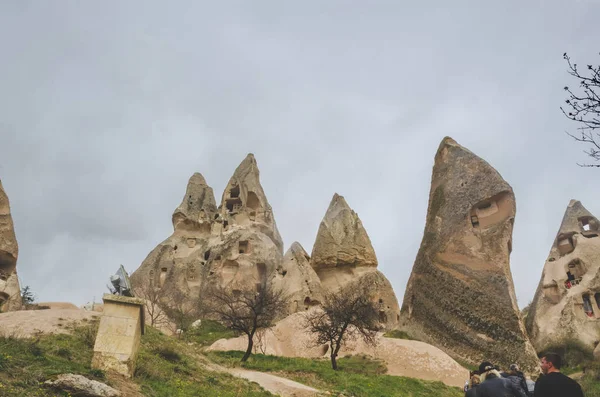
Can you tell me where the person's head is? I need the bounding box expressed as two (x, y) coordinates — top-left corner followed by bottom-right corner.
(540, 353), (562, 374)
(508, 363), (520, 374)
(479, 361), (494, 374)
(478, 361), (500, 381)
(469, 374), (481, 389)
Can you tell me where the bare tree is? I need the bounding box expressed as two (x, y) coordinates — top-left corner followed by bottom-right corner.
(205, 278), (288, 362)
(561, 52), (600, 166)
(163, 289), (201, 337)
(133, 285), (170, 328)
(304, 281), (381, 370)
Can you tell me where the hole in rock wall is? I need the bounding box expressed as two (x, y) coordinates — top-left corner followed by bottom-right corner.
(215, 255), (222, 261)
(557, 234), (575, 255)
(223, 220), (229, 230)
(378, 298), (383, 304)
(174, 245), (178, 251)
(508, 239), (512, 254)
(469, 192), (513, 229)
(246, 191), (260, 210)
(204, 250), (211, 261)
(249, 211), (256, 221)
(0, 292), (8, 311)
(583, 294), (595, 317)
(595, 293), (600, 310)
(567, 259), (587, 279)
(229, 185), (240, 198)
(239, 241), (249, 254)
(580, 216), (599, 237)
(160, 267), (168, 287)
(397, 314), (400, 322)
(199, 209), (206, 220)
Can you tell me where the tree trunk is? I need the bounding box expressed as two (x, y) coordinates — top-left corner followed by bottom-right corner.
(242, 332), (254, 362)
(330, 352), (338, 370)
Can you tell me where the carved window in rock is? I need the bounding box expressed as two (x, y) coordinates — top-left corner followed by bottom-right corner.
(595, 293), (600, 310)
(469, 192), (512, 229)
(249, 211), (256, 221)
(160, 267), (168, 288)
(583, 294), (595, 317)
(229, 185), (240, 199)
(567, 259), (586, 280)
(204, 250), (211, 261)
(239, 240), (250, 254)
(379, 310), (388, 323)
(579, 216), (599, 237)
(557, 234), (575, 256)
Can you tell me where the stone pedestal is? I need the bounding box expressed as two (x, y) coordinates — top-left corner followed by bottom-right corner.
(92, 294), (145, 377)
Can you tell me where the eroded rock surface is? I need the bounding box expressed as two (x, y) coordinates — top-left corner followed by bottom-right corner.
(400, 137), (538, 372)
(45, 374), (121, 397)
(131, 155), (283, 311)
(526, 200), (600, 353)
(310, 194), (400, 329)
(0, 179), (21, 312)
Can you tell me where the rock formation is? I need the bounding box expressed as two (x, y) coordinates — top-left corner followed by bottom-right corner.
(526, 200), (600, 353)
(131, 154), (283, 310)
(272, 242), (324, 313)
(0, 179), (21, 312)
(399, 137), (538, 372)
(310, 193), (400, 329)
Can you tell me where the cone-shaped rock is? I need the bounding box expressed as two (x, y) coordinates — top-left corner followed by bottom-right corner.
(400, 137), (538, 372)
(131, 155), (284, 317)
(272, 242), (324, 313)
(526, 200), (600, 352)
(172, 173), (218, 234)
(218, 154), (283, 253)
(311, 193), (400, 329)
(0, 179), (21, 312)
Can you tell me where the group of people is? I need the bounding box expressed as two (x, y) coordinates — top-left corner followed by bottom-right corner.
(464, 353), (584, 397)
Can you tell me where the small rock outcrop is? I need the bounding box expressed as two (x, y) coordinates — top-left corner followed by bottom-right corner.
(273, 242), (324, 313)
(45, 374), (121, 397)
(0, 178), (21, 312)
(526, 200), (600, 353)
(400, 137), (538, 372)
(310, 194), (400, 329)
(131, 154), (283, 311)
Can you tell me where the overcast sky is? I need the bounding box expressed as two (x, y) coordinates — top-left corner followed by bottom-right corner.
(1, 1), (599, 307)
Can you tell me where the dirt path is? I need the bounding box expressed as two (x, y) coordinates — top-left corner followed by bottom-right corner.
(198, 355), (321, 397)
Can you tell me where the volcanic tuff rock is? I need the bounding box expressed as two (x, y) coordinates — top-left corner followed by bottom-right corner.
(0, 179), (21, 312)
(400, 137), (538, 372)
(310, 193), (400, 329)
(526, 200), (600, 352)
(272, 242), (324, 313)
(131, 154), (283, 309)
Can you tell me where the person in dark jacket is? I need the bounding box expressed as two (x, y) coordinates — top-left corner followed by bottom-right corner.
(505, 364), (532, 396)
(534, 353), (583, 397)
(475, 361), (528, 397)
(465, 374), (480, 397)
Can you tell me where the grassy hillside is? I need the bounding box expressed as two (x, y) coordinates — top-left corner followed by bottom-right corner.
(0, 320), (271, 397)
(208, 351), (464, 397)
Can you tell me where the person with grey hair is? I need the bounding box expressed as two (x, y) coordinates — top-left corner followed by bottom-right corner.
(475, 361), (528, 397)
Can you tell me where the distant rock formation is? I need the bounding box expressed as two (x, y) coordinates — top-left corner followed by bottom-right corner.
(400, 137), (538, 372)
(310, 194), (400, 329)
(526, 200), (600, 352)
(131, 154), (283, 307)
(0, 179), (21, 312)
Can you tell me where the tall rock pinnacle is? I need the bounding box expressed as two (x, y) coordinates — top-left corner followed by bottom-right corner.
(0, 179), (21, 312)
(218, 154), (283, 253)
(172, 172), (217, 234)
(311, 193), (400, 329)
(526, 200), (600, 353)
(400, 137), (538, 371)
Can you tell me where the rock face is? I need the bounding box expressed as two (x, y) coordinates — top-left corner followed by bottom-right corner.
(526, 200), (600, 353)
(0, 179), (21, 312)
(310, 194), (400, 329)
(400, 137), (538, 372)
(273, 242), (324, 313)
(131, 154), (283, 310)
(45, 374), (121, 397)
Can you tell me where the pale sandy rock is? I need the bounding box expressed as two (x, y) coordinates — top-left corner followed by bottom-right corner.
(208, 311), (468, 388)
(400, 137), (538, 373)
(272, 242), (324, 313)
(0, 308), (99, 338)
(131, 155), (284, 317)
(526, 200), (600, 353)
(38, 302), (79, 310)
(45, 374), (121, 397)
(310, 194), (400, 329)
(0, 178), (21, 312)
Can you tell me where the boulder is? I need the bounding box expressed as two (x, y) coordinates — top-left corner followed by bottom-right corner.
(310, 193), (400, 329)
(526, 200), (600, 353)
(0, 178), (21, 312)
(400, 137), (538, 372)
(44, 374), (121, 397)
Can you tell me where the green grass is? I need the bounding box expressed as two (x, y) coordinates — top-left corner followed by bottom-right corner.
(0, 321), (272, 397)
(383, 329), (420, 341)
(182, 319), (237, 346)
(207, 351), (464, 397)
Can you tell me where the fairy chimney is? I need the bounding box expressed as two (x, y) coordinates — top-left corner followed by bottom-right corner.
(0, 179), (21, 312)
(526, 200), (600, 353)
(400, 137), (538, 372)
